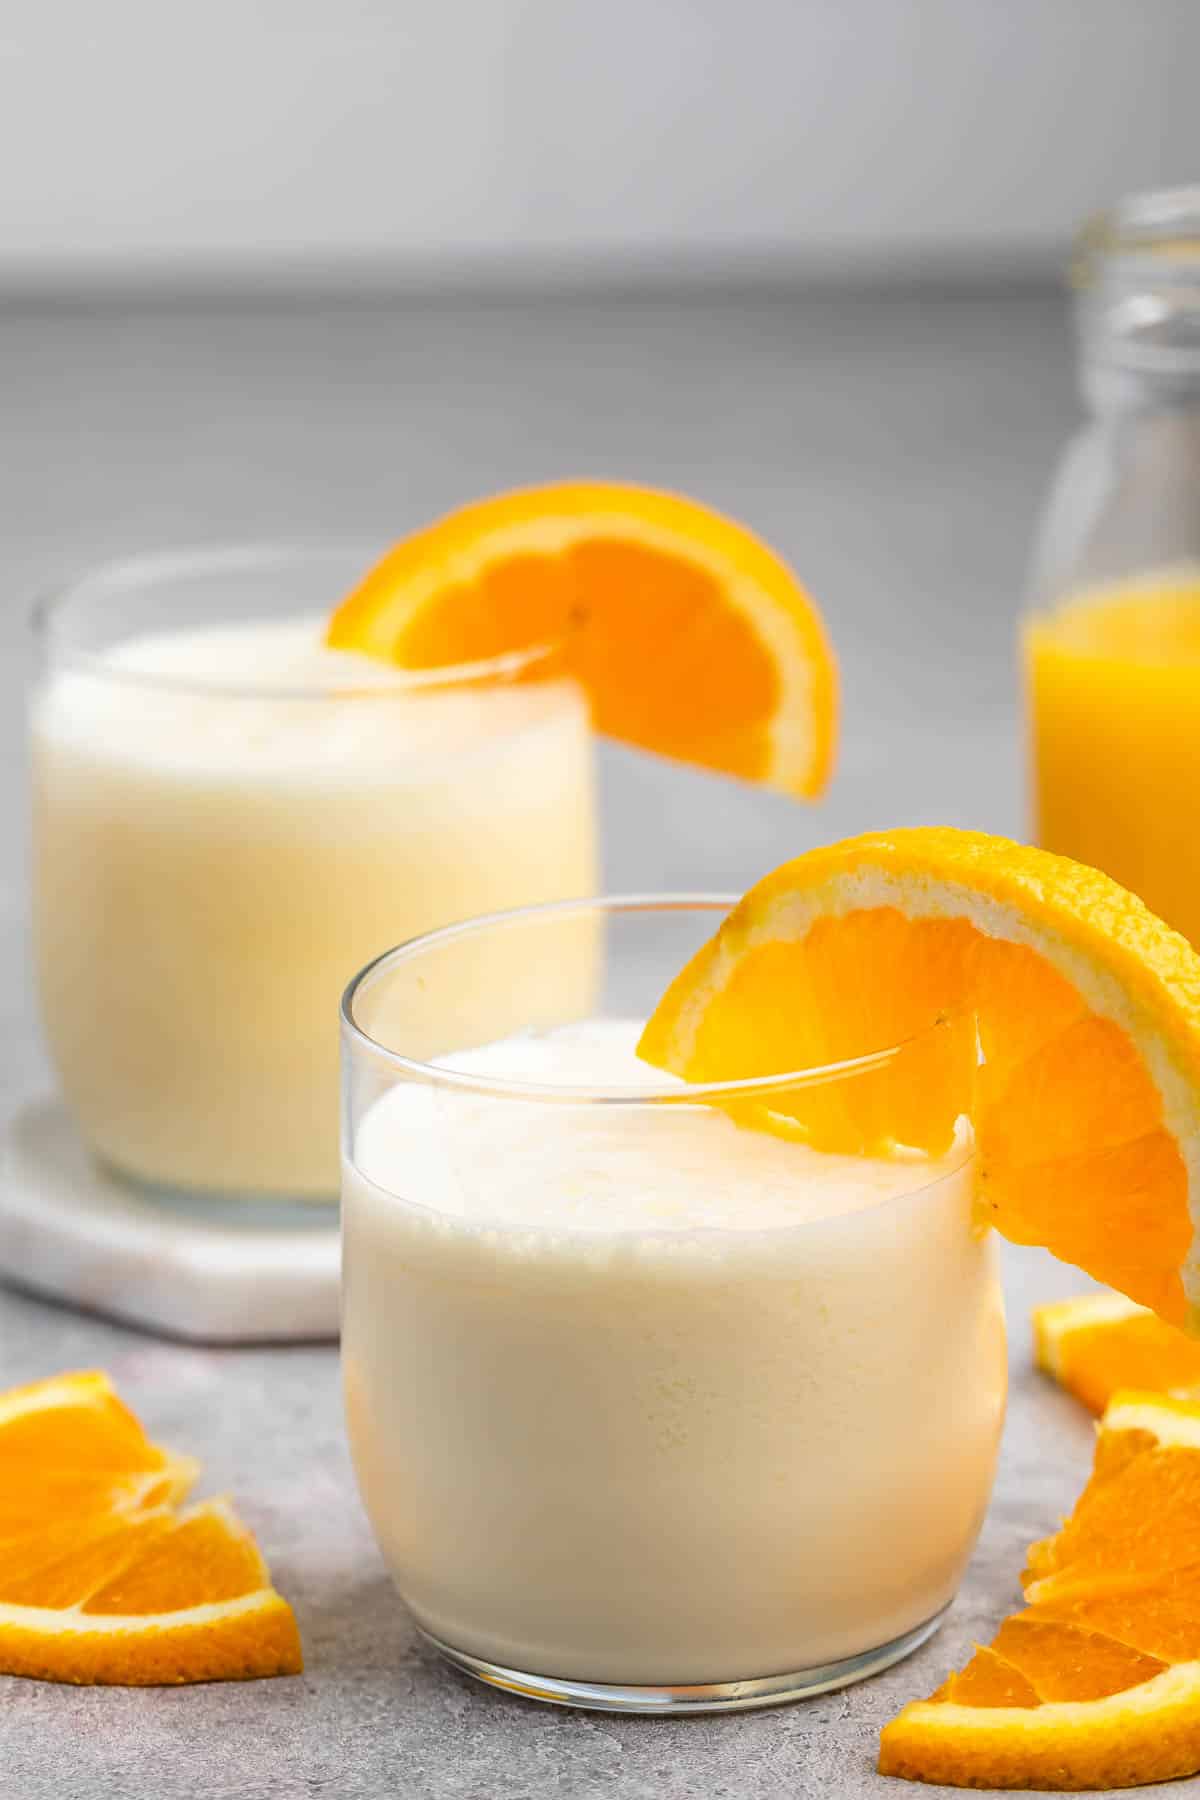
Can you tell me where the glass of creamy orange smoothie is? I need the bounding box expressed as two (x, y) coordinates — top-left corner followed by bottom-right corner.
(32, 547), (598, 1208)
(340, 897), (1006, 1713)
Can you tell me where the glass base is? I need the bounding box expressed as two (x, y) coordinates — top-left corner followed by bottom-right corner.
(418, 1605), (949, 1714)
(95, 1156), (337, 1228)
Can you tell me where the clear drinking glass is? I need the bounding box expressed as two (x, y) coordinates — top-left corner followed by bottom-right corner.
(31, 546), (598, 1208)
(1024, 185), (1200, 943)
(340, 896), (1006, 1714)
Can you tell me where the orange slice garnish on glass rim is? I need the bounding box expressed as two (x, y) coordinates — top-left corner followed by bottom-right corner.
(638, 826), (1200, 1328)
(0, 1370), (301, 1684)
(879, 1390), (1200, 1789)
(325, 482), (838, 797)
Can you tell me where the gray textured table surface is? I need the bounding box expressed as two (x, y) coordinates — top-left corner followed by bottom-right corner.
(0, 284), (1166, 1798)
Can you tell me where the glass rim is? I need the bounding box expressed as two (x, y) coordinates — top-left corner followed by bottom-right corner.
(340, 892), (967, 1107)
(31, 541), (560, 700)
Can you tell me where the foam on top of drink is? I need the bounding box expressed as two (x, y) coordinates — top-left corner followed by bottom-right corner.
(36, 616), (585, 777)
(353, 1017), (971, 1239)
(95, 617), (407, 690)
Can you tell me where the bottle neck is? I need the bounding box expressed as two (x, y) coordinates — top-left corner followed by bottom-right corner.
(1076, 187), (1200, 415)
(1081, 354), (1200, 418)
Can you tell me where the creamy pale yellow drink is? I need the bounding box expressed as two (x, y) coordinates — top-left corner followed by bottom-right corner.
(342, 1015), (1006, 1697)
(34, 489), (842, 1208)
(33, 616), (596, 1200)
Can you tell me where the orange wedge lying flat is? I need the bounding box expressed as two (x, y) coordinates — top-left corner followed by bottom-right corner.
(639, 827), (1200, 1327)
(0, 1371), (301, 1684)
(879, 1391), (1200, 1789)
(1035, 1293), (1200, 1416)
(326, 482), (838, 796)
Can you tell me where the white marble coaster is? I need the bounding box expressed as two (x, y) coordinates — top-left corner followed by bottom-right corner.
(0, 1099), (340, 1343)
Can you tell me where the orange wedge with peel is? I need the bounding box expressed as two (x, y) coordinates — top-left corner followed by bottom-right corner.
(879, 1391), (1200, 1789)
(325, 482), (838, 796)
(0, 1370), (301, 1684)
(639, 827), (1200, 1327)
(1035, 1292), (1200, 1416)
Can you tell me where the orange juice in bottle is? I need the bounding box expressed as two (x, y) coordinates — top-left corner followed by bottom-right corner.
(1024, 187), (1200, 942)
(1025, 571), (1200, 943)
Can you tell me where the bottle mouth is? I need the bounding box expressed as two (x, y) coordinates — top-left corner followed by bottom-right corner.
(1074, 186), (1200, 286)
(1075, 186), (1200, 378)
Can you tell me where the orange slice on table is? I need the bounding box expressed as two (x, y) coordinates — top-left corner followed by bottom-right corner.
(1035, 1292), (1200, 1416)
(326, 482), (838, 797)
(639, 827), (1200, 1327)
(0, 1370), (301, 1685)
(879, 1391), (1200, 1789)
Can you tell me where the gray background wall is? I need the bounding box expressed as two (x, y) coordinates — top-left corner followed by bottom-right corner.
(2, 0), (1198, 287)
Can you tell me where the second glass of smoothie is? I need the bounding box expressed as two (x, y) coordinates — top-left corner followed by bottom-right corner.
(340, 897), (1007, 1712)
(32, 546), (598, 1206)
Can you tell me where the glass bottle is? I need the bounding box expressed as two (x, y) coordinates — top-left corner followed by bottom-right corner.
(1024, 185), (1200, 946)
